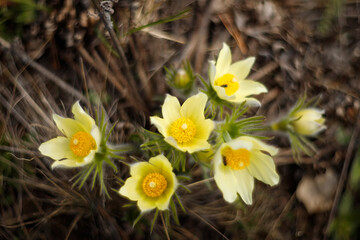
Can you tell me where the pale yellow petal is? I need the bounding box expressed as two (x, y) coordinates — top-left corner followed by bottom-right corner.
(156, 172), (177, 210)
(214, 163), (239, 203)
(234, 80), (267, 98)
(90, 126), (101, 150)
(180, 92), (208, 120)
(137, 196), (157, 212)
(294, 108), (324, 120)
(72, 101), (95, 132)
(228, 57), (255, 80)
(233, 169), (254, 205)
(183, 138), (212, 153)
(149, 155), (173, 174)
(166, 172), (178, 191)
(53, 114), (85, 137)
(247, 152), (279, 186)
(130, 161), (156, 177)
(162, 94), (181, 123)
(293, 121), (324, 136)
(150, 116), (169, 137)
(165, 136), (211, 153)
(39, 136), (76, 160)
(209, 60), (216, 86)
(213, 147), (238, 202)
(83, 150), (96, 164)
(226, 138), (253, 151)
(195, 119), (214, 140)
(51, 158), (88, 168)
(119, 176), (143, 201)
(215, 43), (231, 78)
(317, 117), (325, 125)
(213, 85), (235, 101)
(52, 159), (79, 168)
(239, 136), (278, 156)
(240, 97), (262, 107)
(156, 193), (172, 211)
(164, 136), (185, 152)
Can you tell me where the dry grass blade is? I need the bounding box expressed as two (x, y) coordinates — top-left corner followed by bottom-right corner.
(0, 37), (86, 102)
(188, 209), (230, 240)
(160, 211), (170, 240)
(265, 194), (296, 240)
(3, 68), (54, 128)
(218, 12), (248, 55)
(65, 213), (84, 240)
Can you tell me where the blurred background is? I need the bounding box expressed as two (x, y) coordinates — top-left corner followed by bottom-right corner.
(0, 0), (359, 239)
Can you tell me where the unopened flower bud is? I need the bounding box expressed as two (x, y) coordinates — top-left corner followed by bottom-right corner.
(174, 69), (191, 89)
(291, 108), (326, 136)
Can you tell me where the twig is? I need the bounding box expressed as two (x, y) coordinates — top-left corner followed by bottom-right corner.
(265, 193), (296, 240)
(0, 91), (33, 135)
(188, 209), (230, 240)
(65, 213), (83, 240)
(186, 177), (214, 188)
(160, 211), (170, 240)
(324, 109), (360, 239)
(4, 68), (55, 128)
(218, 12), (248, 55)
(249, 61), (279, 81)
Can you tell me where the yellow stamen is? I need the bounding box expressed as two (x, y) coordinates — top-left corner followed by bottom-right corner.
(222, 147), (250, 170)
(169, 117), (197, 144)
(214, 73), (239, 96)
(142, 172), (168, 198)
(70, 131), (96, 157)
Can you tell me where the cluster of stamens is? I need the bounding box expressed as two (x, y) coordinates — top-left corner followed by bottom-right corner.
(214, 73), (239, 96)
(70, 131), (96, 157)
(169, 117), (197, 144)
(222, 147), (250, 170)
(142, 172), (168, 198)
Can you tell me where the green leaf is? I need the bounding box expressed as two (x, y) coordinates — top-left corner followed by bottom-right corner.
(125, 8), (191, 36)
(170, 198), (180, 225)
(174, 193), (186, 213)
(133, 213), (144, 227)
(150, 209), (159, 233)
(104, 157), (118, 172)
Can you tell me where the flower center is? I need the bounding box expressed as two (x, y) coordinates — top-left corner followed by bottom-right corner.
(169, 117), (197, 144)
(214, 73), (239, 96)
(222, 147), (250, 170)
(70, 131), (96, 157)
(142, 172), (168, 198)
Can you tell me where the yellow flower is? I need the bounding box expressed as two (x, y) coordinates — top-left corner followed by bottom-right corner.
(209, 43), (267, 106)
(39, 101), (101, 168)
(150, 92), (214, 153)
(291, 108), (326, 136)
(119, 155), (178, 212)
(214, 136), (279, 204)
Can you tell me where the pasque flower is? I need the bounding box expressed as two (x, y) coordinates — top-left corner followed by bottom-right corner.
(39, 101), (101, 168)
(214, 136), (279, 205)
(209, 43), (267, 106)
(119, 155), (178, 212)
(150, 92), (214, 153)
(291, 108), (326, 136)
